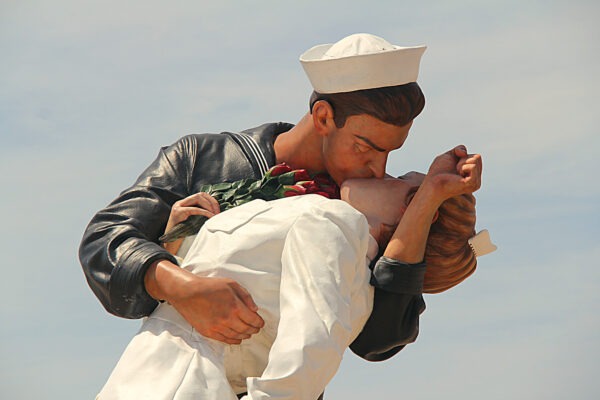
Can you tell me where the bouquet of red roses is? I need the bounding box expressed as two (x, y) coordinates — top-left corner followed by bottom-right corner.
(159, 163), (339, 242)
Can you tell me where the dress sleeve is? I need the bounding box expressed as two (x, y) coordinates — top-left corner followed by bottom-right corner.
(349, 257), (427, 361)
(244, 202), (372, 400)
(78, 136), (196, 318)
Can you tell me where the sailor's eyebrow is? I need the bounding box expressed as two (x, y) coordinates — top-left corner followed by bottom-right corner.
(355, 135), (386, 152)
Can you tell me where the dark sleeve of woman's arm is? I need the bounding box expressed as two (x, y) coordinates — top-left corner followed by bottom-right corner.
(78, 136), (197, 319)
(349, 256), (427, 361)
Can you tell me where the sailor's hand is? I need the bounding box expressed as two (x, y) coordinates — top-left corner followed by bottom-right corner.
(145, 260), (265, 344)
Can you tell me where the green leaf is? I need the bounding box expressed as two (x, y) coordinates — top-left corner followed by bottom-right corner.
(276, 171), (297, 185)
(159, 215), (209, 242)
(208, 182), (235, 193)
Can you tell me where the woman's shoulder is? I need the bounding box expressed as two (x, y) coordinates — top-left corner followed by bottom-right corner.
(281, 195), (367, 229)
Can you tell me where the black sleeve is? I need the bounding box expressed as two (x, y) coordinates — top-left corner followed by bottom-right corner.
(78, 136), (197, 319)
(349, 257), (427, 361)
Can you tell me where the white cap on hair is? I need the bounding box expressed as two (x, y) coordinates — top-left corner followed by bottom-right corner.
(300, 33), (427, 94)
(468, 230), (498, 257)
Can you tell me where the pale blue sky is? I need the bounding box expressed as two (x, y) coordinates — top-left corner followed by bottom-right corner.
(1, 1), (598, 399)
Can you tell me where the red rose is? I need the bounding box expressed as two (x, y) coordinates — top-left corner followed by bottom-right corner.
(299, 179), (340, 199)
(312, 191), (333, 198)
(320, 184), (340, 198)
(312, 173), (334, 185)
(293, 170), (311, 182)
(302, 181), (320, 193)
(266, 163), (293, 178)
(283, 184), (307, 197)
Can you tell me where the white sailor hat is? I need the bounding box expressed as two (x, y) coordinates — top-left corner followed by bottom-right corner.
(300, 33), (426, 94)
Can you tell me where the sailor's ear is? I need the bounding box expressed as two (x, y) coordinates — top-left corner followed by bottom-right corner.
(311, 100), (336, 136)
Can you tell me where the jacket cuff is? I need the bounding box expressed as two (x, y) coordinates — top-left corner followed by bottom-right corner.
(370, 256), (426, 295)
(111, 240), (179, 318)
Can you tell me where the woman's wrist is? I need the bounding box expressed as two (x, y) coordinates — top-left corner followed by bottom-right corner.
(162, 238), (184, 256)
(383, 188), (439, 263)
(419, 175), (449, 208)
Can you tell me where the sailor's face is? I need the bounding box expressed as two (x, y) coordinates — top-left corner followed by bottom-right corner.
(321, 115), (412, 185)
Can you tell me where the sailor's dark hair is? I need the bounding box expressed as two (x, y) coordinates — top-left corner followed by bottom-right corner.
(309, 82), (425, 128)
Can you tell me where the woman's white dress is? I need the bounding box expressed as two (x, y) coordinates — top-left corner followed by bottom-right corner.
(97, 195), (376, 400)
